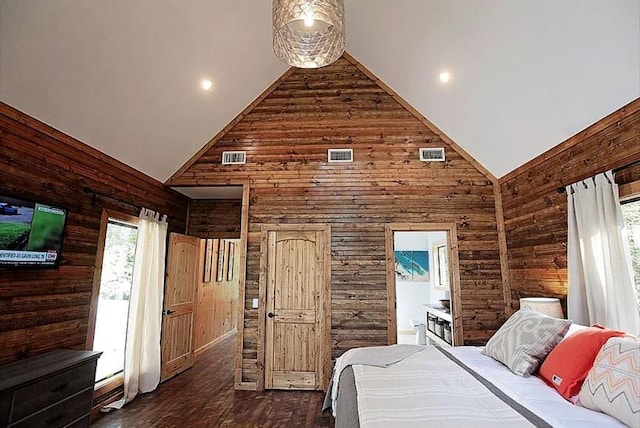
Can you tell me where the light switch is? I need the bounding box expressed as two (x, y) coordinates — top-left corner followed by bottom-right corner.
(252, 298), (259, 309)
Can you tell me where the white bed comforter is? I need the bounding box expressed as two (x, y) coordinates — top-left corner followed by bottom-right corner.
(351, 346), (624, 428)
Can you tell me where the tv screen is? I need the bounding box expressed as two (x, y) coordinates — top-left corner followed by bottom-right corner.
(0, 195), (68, 268)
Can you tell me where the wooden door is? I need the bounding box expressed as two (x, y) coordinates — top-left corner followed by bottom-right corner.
(263, 225), (331, 390)
(160, 233), (200, 382)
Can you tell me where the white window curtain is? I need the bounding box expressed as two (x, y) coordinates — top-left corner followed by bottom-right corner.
(106, 208), (168, 410)
(566, 170), (640, 334)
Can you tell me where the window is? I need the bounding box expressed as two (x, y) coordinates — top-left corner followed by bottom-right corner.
(621, 198), (640, 303)
(92, 215), (138, 383)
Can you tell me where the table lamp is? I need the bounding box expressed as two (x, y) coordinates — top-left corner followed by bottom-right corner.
(519, 297), (564, 318)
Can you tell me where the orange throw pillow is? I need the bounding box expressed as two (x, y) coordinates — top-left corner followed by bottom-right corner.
(538, 324), (626, 400)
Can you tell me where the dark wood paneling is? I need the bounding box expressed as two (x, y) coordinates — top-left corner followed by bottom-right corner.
(500, 98), (640, 310)
(170, 57), (506, 385)
(0, 102), (189, 365)
(187, 200), (242, 239)
(617, 162), (640, 188)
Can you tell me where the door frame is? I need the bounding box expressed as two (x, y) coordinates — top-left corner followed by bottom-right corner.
(234, 182), (251, 389)
(384, 223), (463, 346)
(85, 209), (139, 409)
(86, 209), (139, 351)
(258, 224), (331, 391)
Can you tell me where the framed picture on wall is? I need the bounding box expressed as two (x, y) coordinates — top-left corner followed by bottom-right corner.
(227, 242), (235, 281)
(394, 250), (429, 282)
(203, 239), (214, 282)
(216, 240), (226, 282)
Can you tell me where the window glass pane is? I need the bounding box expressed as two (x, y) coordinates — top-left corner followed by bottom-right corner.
(93, 220), (138, 382)
(621, 199), (640, 303)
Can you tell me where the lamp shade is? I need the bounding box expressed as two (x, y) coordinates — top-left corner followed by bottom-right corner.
(272, 0), (345, 68)
(519, 297), (564, 319)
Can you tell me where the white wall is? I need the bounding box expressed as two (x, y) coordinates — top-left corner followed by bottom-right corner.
(394, 231), (448, 331)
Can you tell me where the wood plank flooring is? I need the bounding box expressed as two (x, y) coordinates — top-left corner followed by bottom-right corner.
(93, 334), (332, 427)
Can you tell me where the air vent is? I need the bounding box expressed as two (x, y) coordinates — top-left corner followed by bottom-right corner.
(328, 149), (353, 163)
(419, 147), (445, 162)
(222, 151), (246, 165)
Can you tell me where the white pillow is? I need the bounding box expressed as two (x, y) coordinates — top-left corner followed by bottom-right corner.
(562, 323), (589, 341)
(579, 336), (640, 428)
(482, 307), (571, 377)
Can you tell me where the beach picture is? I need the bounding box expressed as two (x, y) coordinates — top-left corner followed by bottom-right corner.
(394, 250), (430, 282)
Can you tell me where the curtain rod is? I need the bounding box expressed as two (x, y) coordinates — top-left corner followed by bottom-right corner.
(83, 187), (170, 220)
(556, 159), (640, 194)
(613, 158), (640, 174)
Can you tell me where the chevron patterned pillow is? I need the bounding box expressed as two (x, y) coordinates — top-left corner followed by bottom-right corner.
(578, 336), (640, 428)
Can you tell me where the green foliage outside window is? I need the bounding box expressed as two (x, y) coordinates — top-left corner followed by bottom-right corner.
(621, 199), (640, 304)
(99, 222), (138, 301)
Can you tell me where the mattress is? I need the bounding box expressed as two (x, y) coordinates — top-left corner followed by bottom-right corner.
(446, 347), (624, 427)
(329, 345), (624, 428)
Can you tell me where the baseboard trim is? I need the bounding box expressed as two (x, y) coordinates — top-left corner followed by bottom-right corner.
(235, 381), (257, 391)
(194, 329), (237, 358)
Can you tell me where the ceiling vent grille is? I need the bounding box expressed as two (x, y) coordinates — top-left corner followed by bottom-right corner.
(222, 151), (246, 165)
(419, 147), (445, 162)
(328, 149), (353, 163)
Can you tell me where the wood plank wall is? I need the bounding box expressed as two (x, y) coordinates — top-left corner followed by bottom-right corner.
(0, 102), (189, 365)
(194, 239), (239, 355)
(500, 98), (640, 310)
(169, 57), (506, 385)
(187, 199), (242, 239)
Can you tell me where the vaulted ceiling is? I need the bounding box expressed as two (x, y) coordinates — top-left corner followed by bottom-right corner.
(1, 0), (638, 182)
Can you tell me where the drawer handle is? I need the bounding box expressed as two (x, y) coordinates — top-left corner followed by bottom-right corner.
(50, 382), (68, 393)
(46, 413), (64, 425)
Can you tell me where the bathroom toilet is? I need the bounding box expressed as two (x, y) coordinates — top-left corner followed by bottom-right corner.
(409, 319), (426, 345)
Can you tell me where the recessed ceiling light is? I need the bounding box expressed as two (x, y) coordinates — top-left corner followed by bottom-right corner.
(439, 71), (451, 83)
(201, 79), (213, 91)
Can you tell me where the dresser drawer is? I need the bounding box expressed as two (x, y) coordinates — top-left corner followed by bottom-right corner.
(65, 413), (90, 428)
(1, 392), (10, 427)
(9, 388), (92, 428)
(10, 362), (96, 423)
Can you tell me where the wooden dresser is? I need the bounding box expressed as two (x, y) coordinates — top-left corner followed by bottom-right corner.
(0, 350), (101, 428)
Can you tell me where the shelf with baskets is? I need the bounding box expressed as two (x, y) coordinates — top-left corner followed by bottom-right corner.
(424, 304), (454, 347)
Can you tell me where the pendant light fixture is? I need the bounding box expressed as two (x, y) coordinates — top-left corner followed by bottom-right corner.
(272, 0), (345, 69)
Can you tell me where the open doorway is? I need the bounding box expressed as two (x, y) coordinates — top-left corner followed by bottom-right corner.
(385, 223), (462, 346)
(172, 184), (249, 388)
(192, 238), (241, 357)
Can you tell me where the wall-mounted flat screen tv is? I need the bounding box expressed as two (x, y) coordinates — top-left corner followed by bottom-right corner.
(0, 195), (68, 268)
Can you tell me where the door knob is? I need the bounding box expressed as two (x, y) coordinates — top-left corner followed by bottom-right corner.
(267, 312), (276, 318)
(163, 309), (175, 315)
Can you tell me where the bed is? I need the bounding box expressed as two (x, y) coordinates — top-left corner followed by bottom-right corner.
(325, 345), (624, 427)
(324, 315), (638, 428)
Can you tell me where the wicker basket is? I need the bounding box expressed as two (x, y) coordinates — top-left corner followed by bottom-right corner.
(434, 319), (444, 338)
(443, 322), (452, 344)
(427, 313), (437, 333)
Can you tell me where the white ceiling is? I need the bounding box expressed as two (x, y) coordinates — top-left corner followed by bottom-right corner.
(1, 0), (638, 182)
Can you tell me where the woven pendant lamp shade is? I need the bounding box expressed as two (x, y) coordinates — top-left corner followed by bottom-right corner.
(272, 0), (345, 68)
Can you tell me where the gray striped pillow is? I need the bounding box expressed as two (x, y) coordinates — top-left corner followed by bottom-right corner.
(482, 307), (571, 377)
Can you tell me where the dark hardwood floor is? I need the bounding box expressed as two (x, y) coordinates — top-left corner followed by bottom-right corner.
(93, 334), (332, 427)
